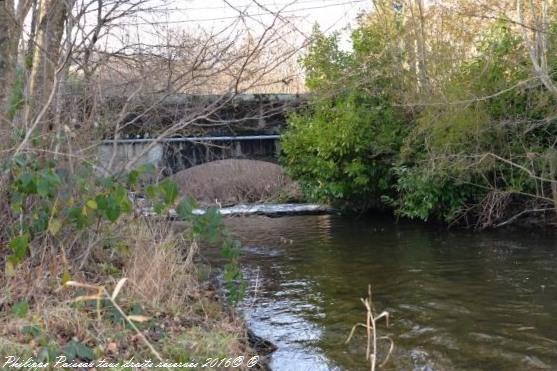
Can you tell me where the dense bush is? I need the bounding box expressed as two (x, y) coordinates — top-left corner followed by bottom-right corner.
(282, 27), (405, 208)
(283, 11), (557, 227)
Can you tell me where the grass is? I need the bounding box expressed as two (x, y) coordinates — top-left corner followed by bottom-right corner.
(0, 218), (257, 370)
(162, 325), (244, 363)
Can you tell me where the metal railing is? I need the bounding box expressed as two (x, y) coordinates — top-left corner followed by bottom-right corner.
(100, 134), (281, 145)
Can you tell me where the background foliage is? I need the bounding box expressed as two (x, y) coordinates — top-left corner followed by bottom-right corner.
(283, 2), (557, 227)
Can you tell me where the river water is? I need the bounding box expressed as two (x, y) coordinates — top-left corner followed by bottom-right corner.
(223, 214), (557, 371)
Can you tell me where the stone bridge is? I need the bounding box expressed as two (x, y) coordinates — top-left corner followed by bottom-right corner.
(112, 93), (306, 136)
(98, 135), (281, 175)
(97, 93), (307, 174)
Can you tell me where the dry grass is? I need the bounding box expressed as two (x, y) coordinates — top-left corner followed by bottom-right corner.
(0, 252), (69, 311)
(123, 220), (199, 312)
(0, 218), (257, 368)
(172, 159), (302, 205)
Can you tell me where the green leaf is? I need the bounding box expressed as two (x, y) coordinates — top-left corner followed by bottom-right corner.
(17, 172), (36, 194)
(22, 324), (42, 338)
(48, 218), (63, 236)
(145, 184), (157, 199)
(104, 202), (121, 222)
(68, 207), (90, 229)
(127, 170), (140, 187)
(86, 199), (98, 210)
(113, 185), (128, 202)
(121, 199), (133, 213)
(98, 176), (115, 188)
(37, 344), (60, 363)
(159, 179), (179, 205)
(9, 234), (29, 262)
(36, 169), (61, 198)
(36, 177), (50, 197)
(12, 301), (29, 318)
(176, 197), (197, 220)
(137, 163), (156, 175)
(10, 192), (24, 213)
(62, 340), (95, 361)
(153, 203), (165, 215)
(95, 194), (108, 210)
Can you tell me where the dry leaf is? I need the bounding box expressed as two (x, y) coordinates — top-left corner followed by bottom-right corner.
(111, 278), (128, 300)
(72, 294), (103, 302)
(127, 315), (150, 322)
(107, 342), (118, 353)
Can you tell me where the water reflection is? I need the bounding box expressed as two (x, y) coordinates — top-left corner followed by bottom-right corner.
(224, 215), (557, 371)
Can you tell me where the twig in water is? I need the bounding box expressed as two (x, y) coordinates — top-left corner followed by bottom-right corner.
(346, 284), (394, 371)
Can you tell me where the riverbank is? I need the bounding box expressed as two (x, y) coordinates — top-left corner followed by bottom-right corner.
(170, 159), (555, 230)
(0, 218), (260, 370)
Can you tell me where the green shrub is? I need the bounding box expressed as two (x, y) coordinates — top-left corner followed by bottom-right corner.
(282, 25), (405, 207)
(385, 166), (477, 222)
(283, 94), (403, 206)
(283, 13), (556, 226)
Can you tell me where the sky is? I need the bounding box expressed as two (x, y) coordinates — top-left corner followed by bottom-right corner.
(159, 0), (371, 31)
(119, 0), (374, 49)
(91, 0), (375, 92)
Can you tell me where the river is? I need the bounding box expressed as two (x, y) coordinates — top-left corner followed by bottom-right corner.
(222, 214), (557, 371)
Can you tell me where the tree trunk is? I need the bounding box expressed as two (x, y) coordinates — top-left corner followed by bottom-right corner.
(0, 0), (33, 131)
(517, 0), (557, 97)
(26, 0), (67, 133)
(0, 0), (15, 126)
(414, 0), (429, 91)
(407, 0), (429, 92)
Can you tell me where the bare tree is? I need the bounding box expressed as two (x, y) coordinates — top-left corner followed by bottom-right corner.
(0, 0), (33, 129)
(0, 0), (307, 184)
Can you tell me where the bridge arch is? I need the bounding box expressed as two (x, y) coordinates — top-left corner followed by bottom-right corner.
(97, 135), (281, 175)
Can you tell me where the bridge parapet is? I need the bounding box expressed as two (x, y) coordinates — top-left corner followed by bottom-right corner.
(106, 93), (307, 138)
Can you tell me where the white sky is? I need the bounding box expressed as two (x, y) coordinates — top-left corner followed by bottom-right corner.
(118, 0), (373, 49)
(161, 0), (370, 31)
